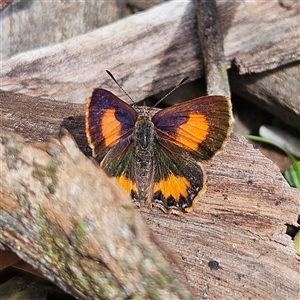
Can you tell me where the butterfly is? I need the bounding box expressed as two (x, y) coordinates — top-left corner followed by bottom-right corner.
(86, 77), (232, 215)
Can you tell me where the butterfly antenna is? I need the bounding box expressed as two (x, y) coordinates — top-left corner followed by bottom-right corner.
(106, 70), (135, 104)
(153, 76), (189, 108)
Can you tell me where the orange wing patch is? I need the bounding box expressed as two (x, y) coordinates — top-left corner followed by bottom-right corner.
(154, 173), (190, 201)
(101, 108), (122, 147)
(117, 174), (138, 194)
(174, 113), (209, 151)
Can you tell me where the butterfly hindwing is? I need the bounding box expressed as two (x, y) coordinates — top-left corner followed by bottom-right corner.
(100, 126), (205, 214)
(86, 88), (137, 160)
(100, 138), (139, 201)
(152, 95), (232, 160)
(152, 138), (205, 213)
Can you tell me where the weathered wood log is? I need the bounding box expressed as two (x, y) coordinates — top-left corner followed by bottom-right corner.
(126, 0), (165, 12)
(0, 0), (13, 13)
(194, 0), (230, 96)
(0, 129), (194, 300)
(1, 0), (299, 129)
(0, 0), (125, 60)
(144, 135), (300, 299)
(229, 62), (300, 130)
(1, 91), (299, 299)
(1, 0), (299, 104)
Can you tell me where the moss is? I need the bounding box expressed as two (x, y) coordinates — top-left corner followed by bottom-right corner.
(37, 208), (69, 262)
(80, 259), (126, 299)
(69, 220), (88, 255)
(1, 135), (23, 169)
(36, 208), (94, 292)
(139, 248), (190, 299)
(139, 258), (161, 300)
(35, 208), (127, 298)
(15, 184), (29, 208)
(13, 182), (36, 209)
(31, 156), (59, 194)
(130, 296), (148, 300)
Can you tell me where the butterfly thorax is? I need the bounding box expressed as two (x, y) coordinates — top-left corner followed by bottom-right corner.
(131, 116), (155, 208)
(134, 105), (159, 119)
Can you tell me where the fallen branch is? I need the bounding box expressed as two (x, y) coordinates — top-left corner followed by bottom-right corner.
(194, 0), (230, 96)
(229, 62), (300, 130)
(0, 129), (194, 299)
(1, 0), (299, 103)
(0, 92), (299, 298)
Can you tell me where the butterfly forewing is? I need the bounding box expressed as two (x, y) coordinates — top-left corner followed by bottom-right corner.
(86, 88), (137, 160)
(152, 95), (232, 160)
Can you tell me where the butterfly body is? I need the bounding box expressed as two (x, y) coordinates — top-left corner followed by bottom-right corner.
(129, 116), (155, 208)
(86, 88), (232, 214)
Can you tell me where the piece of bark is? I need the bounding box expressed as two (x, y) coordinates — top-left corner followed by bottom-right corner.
(1, 0), (299, 104)
(141, 134), (300, 299)
(0, 249), (49, 281)
(194, 0), (230, 96)
(229, 62), (300, 130)
(0, 129), (195, 300)
(0, 0), (125, 60)
(0, 0), (13, 12)
(0, 90), (85, 143)
(1, 91), (299, 299)
(126, 0), (166, 12)
(0, 249), (20, 271)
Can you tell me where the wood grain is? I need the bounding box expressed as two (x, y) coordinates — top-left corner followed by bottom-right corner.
(1, 90), (299, 299)
(0, 0), (125, 60)
(229, 62), (300, 130)
(1, 0), (299, 104)
(194, 0), (230, 96)
(142, 133), (300, 299)
(0, 129), (195, 299)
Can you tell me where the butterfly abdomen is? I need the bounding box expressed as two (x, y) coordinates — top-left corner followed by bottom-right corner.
(132, 118), (155, 208)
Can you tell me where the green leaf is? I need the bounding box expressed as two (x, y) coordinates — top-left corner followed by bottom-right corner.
(294, 230), (300, 256)
(285, 162), (300, 188)
(244, 135), (300, 189)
